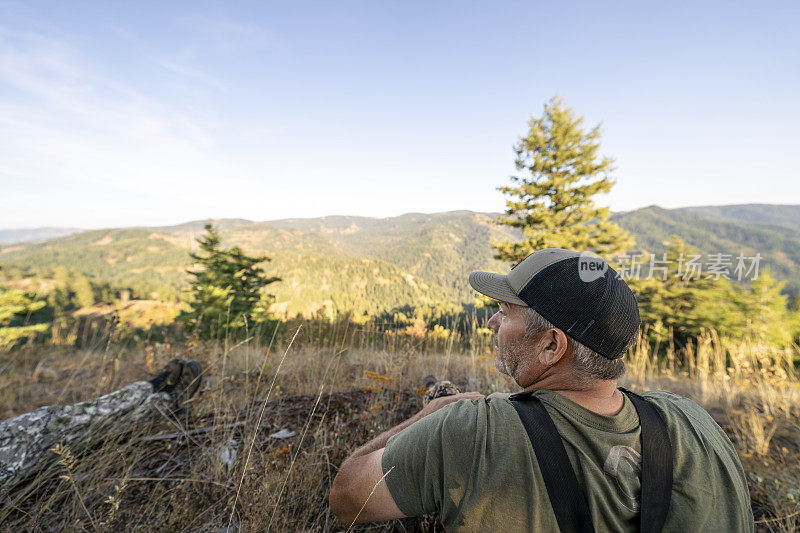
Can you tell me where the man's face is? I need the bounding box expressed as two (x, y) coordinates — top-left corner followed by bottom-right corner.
(486, 302), (534, 380)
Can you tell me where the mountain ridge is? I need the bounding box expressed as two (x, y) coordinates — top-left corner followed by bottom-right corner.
(1, 205), (797, 317)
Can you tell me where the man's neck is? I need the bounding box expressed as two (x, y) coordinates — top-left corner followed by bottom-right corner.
(522, 376), (624, 416)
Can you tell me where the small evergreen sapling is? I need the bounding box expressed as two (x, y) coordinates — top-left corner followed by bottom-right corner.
(179, 223), (280, 338)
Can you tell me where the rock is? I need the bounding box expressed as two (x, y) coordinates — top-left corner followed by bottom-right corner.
(268, 429), (297, 439)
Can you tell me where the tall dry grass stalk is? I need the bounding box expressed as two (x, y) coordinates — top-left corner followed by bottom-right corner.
(624, 330), (799, 420)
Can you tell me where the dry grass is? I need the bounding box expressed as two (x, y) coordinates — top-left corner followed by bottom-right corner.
(0, 325), (798, 532)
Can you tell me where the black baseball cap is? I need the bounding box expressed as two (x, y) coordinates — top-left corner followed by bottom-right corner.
(469, 248), (640, 359)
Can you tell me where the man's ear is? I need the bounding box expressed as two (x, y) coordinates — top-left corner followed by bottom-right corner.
(537, 328), (569, 367)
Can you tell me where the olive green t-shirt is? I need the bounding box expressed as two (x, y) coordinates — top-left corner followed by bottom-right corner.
(382, 390), (753, 532)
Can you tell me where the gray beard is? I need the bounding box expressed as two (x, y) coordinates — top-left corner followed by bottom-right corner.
(495, 345), (514, 377)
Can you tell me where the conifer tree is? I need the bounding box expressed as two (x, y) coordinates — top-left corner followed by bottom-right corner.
(71, 274), (95, 309)
(731, 270), (794, 348)
(634, 237), (735, 346)
(0, 287), (50, 349)
(179, 223), (280, 338)
(633, 237), (800, 350)
(493, 96), (633, 262)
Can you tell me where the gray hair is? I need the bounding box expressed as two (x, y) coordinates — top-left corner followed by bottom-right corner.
(515, 304), (631, 382)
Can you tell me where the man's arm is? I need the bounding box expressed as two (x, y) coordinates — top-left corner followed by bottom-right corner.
(329, 392), (483, 526)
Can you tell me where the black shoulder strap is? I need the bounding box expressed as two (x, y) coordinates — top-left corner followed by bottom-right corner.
(510, 389), (673, 533)
(618, 388), (673, 533)
(509, 392), (595, 533)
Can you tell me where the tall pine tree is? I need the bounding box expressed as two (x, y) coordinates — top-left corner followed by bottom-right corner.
(493, 96), (633, 262)
(179, 223), (280, 338)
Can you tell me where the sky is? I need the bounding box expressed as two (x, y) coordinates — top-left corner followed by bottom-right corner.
(1, 1), (798, 229)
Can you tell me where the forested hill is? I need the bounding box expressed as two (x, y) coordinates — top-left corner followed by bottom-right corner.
(0, 212), (516, 318)
(1, 205), (798, 318)
(610, 205), (800, 293)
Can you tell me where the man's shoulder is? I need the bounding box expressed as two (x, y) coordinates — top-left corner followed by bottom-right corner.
(637, 390), (753, 527)
(639, 389), (710, 418)
(382, 396), (523, 478)
(440, 395), (519, 423)
(637, 389), (732, 446)
(387, 396), (520, 449)
(423, 395), (523, 443)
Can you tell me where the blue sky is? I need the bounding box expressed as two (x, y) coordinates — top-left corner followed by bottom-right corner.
(1, 1), (798, 229)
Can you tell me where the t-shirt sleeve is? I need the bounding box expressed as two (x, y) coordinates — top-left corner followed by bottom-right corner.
(381, 399), (480, 518)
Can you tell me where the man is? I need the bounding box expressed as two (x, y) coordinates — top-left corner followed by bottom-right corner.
(329, 248), (753, 531)
(0, 358), (201, 490)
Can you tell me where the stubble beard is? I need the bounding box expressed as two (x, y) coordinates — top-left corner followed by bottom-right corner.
(495, 334), (540, 386)
(494, 339), (517, 378)
(494, 350), (508, 375)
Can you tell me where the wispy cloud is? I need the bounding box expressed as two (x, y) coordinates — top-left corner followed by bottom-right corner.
(0, 25), (233, 199)
(107, 24), (226, 93)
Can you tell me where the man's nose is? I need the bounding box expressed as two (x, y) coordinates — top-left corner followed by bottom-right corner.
(487, 311), (500, 332)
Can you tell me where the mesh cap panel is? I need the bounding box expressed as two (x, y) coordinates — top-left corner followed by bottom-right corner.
(517, 257), (639, 359)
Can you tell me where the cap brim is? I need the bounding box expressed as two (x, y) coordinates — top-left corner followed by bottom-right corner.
(468, 271), (528, 306)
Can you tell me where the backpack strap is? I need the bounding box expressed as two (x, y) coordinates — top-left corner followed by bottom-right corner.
(509, 389), (673, 533)
(509, 391), (595, 533)
(618, 388), (673, 533)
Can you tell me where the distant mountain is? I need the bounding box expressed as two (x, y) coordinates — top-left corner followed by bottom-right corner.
(612, 205), (800, 293)
(150, 218), (256, 233)
(0, 227), (83, 245)
(1, 205), (798, 316)
(675, 204), (800, 232)
(0, 212), (516, 317)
